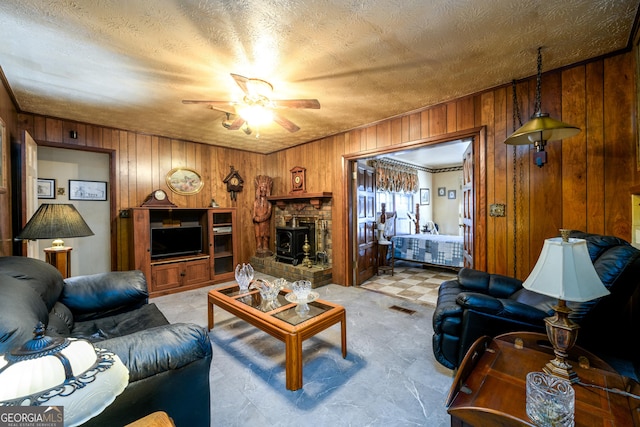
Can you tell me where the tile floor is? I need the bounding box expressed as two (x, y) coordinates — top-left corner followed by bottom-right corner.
(360, 261), (458, 306)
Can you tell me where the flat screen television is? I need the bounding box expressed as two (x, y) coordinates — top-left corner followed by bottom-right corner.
(151, 225), (202, 259)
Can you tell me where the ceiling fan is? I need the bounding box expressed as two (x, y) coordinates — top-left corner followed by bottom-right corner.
(182, 73), (320, 133)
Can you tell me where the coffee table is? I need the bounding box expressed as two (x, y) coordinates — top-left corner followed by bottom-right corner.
(207, 284), (347, 391)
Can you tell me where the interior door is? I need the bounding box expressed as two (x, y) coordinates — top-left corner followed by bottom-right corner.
(462, 142), (473, 268)
(24, 131), (38, 258)
(355, 162), (377, 285)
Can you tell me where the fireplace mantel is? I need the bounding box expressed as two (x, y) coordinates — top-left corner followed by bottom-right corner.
(267, 192), (332, 211)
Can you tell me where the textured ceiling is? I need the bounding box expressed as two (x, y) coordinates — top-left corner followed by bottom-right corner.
(0, 1), (637, 154)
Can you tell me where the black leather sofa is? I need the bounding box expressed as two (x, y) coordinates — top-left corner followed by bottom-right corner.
(0, 256), (212, 426)
(432, 231), (640, 380)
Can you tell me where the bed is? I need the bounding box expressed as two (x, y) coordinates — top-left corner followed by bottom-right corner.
(391, 233), (464, 269)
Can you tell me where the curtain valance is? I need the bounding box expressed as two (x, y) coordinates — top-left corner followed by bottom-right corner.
(368, 159), (419, 193)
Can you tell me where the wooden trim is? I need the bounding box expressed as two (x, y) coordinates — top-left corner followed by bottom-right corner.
(343, 127), (487, 277)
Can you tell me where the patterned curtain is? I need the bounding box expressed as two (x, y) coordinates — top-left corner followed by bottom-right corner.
(368, 159), (419, 193)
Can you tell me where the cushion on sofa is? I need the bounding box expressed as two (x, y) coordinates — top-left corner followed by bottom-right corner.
(62, 270), (148, 321)
(97, 323), (213, 382)
(0, 256), (64, 311)
(0, 275), (51, 353)
(46, 301), (75, 336)
(70, 303), (170, 342)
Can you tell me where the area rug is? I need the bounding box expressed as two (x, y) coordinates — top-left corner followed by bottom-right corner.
(360, 262), (458, 307)
(153, 281), (455, 426)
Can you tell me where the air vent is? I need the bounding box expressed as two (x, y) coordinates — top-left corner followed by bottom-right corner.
(389, 305), (416, 315)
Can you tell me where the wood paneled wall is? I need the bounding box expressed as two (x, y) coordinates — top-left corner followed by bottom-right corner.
(6, 50), (638, 286)
(16, 114), (268, 269)
(266, 51), (638, 284)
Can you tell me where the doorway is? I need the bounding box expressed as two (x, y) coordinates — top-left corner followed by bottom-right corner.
(35, 146), (113, 275)
(345, 129), (485, 286)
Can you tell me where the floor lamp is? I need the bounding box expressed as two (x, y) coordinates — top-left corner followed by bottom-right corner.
(16, 203), (94, 278)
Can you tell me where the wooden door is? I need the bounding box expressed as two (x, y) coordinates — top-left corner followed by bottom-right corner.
(24, 131), (38, 258)
(462, 143), (474, 268)
(355, 162), (377, 285)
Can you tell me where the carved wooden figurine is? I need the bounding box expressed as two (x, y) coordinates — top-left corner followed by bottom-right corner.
(253, 175), (273, 257)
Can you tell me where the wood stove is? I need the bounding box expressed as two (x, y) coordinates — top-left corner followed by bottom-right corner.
(276, 225), (314, 265)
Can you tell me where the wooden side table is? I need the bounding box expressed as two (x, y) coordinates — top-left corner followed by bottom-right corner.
(446, 332), (639, 426)
(44, 246), (72, 278)
(125, 411), (175, 427)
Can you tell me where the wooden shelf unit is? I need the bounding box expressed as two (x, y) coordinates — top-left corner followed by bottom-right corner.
(129, 207), (237, 296)
(211, 210), (236, 278)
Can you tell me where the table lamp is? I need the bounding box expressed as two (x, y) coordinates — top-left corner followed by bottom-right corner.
(522, 229), (610, 383)
(0, 322), (129, 426)
(16, 203), (94, 278)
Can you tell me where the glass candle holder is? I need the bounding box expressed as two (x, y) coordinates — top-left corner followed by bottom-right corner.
(526, 371), (575, 427)
(292, 280), (312, 301)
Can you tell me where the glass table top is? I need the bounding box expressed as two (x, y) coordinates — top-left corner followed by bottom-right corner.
(216, 286), (333, 326)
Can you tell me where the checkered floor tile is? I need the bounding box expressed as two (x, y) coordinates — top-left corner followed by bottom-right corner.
(360, 261), (458, 306)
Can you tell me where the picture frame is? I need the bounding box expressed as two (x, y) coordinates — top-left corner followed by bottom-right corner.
(420, 188), (430, 205)
(37, 178), (56, 199)
(448, 190), (457, 199)
(69, 179), (108, 201)
(438, 187), (446, 197)
(166, 167), (203, 195)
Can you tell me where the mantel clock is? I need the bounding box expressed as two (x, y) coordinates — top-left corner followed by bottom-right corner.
(290, 166), (306, 194)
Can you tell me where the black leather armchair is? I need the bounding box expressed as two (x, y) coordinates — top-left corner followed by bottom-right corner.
(0, 256), (212, 426)
(432, 231), (640, 379)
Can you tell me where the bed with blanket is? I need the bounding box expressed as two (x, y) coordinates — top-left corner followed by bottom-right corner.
(391, 233), (464, 269)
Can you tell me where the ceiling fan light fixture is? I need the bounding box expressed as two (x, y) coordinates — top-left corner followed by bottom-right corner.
(237, 104), (274, 126)
(246, 78), (273, 97)
(221, 112), (234, 129)
(183, 73), (319, 134)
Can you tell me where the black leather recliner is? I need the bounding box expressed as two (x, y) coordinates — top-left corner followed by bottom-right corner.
(0, 256), (212, 426)
(432, 231), (640, 379)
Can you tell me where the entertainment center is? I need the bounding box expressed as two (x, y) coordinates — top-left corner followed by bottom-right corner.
(129, 207), (237, 296)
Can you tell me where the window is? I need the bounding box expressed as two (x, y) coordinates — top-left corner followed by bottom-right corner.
(377, 191), (414, 235)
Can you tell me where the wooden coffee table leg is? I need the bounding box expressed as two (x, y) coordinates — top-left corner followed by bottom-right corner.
(341, 312), (347, 358)
(285, 332), (303, 391)
(207, 294), (214, 330)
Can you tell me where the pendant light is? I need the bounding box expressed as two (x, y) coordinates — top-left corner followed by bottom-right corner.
(504, 47), (580, 167)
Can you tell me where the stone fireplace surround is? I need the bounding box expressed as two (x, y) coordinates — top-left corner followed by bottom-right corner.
(250, 192), (333, 288)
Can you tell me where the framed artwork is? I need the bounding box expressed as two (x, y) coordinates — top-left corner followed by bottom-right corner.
(37, 178), (56, 199)
(448, 190), (457, 199)
(420, 188), (430, 205)
(438, 187), (446, 197)
(166, 167), (203, 195)
(69, 179), (108, 201)
(0, 118), (6, 193)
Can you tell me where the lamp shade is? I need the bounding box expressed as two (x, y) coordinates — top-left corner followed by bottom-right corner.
(0, 323), (128, 426)
(16, 204), (94, 240)
(522, 236), (610, 302)
(504, 112), (581, 146)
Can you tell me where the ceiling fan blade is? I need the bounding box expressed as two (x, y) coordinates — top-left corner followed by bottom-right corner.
(272, 99), (321, 109)
(273, 112), (300, 133)
(182, 100), (238, 114)
(230, 73), (250, 95)
(227, 117), (245, 130)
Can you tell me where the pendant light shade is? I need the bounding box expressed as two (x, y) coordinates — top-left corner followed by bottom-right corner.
(504, 112), (580, 146)
(504, 47), (581, 167)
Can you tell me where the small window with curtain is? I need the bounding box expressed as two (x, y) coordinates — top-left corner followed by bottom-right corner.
(370, 159), (418, 236)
